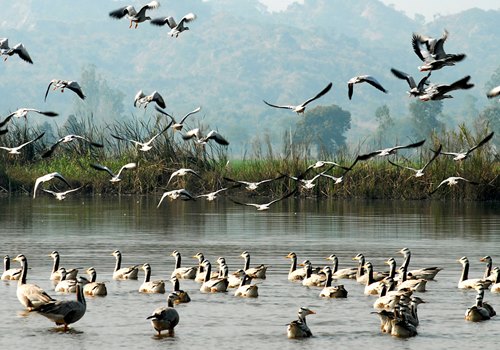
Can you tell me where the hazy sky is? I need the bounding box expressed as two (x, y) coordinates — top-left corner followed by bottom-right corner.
(259, 0), (500, 20)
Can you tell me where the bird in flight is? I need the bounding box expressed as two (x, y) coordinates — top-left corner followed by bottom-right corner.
(348, 75), (387, 100)
(182, 128), (229, 146)
(155, 106), (201, 132)
(0, 38), (33, 64)
(42, 134), (103, 158)
(109, 1), (160, 29)
(430, 177), (479, 195)
(229, 189), (297, 211)
(437, 132), (494, 161)
(33, 172), (71, 199)
(388, 144), (442, 177)
(358, 140), (426, 160)
(111, 123), (171, 152)
(418, 76), (474, 101)
(412, 30), (466, 72)
(43, 187), (83, 201)
(157, 189), (196, 207)
(0, 108), (57, 128)
(0, 132), (45, 155)
(45, 80), (85, 101)
(151, 13), (197, 37)
(134, 90), (166, 109)
(390, 68), (431, 98)
(263, 82), (332, 114)
(90, 163), (137, 182)
(224, 175), (285, 191)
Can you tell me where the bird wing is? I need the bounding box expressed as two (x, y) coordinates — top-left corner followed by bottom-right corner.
(387, 160), (418, 172)
(90, 163), (116, 177)
(421, 144), (442, 171)
(361, 76), (387, 94)
(134, 90), (145, 107)
(41, 140), (64, 158)
(301, 82), (333, 107)
(150, 16), (174, 27)
(263, 100), (294, 110)
(390, 68), (416, 89)
(53, 173), (71, 188)
(44, 81), (54, 102)
(391, 139), (426, 151)
(42, 189), (57, 196)
(147, 123), (173, 144)
(151, 91), (166, 109)
(437, 76), (474, 95)
(357, 151), (381, 161)
(179, 107), (201, 124)
(0, 38), (9, 50)
(180, 13), (197, 25)
(109, 6), (134, 19)
(12, 43), (33, 64)
(31, 109), (58, 117)
(205, 130), (229, 145)
(431, 30), (449, 59)
(267, 188), (298, 206)
(67, 81), (85, 100)
(412, 33), (430, 62)
(229, 198), (260, 208)
(467, 131), (494, 155)
(17, 132), (45, 150)
(139, 1), (160, 16)
(182, 128), (200, 140)
(348, 82), (354, 100)
(417, 72), (432, 91)
(154, 105), (174, 120)
(0, 113), (14, 128)
(116, 163), (137, 177)
(157, 192), (170, 208)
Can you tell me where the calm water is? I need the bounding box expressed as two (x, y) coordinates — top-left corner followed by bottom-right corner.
(1, 196), (499, 349)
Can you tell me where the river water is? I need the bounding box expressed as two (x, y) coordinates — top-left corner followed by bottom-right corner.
(1, 196), (499, 349)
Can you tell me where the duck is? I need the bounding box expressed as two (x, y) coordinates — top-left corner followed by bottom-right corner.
(286, 252), (306, 281)
(147, 293), (180, 336)
(2, 255), (21, 280)
(139, 263), (165, 294)
(112, 250), (140, 280)
(325, 254), (357, 279)
(36, 282), (86, 331)
(109, 1), (160, 29)
(48, 251), (78, 281)
(234, 272), (259, 298)
(199, 260), (228, 293)
(83, 267), (107, 296)
(319, 267), (348, 298)
(287, 307), (315, 338)
(240, 251), (268, 279)
(263, 82), (332, 114)
(151, 13), (197, 38)
(300, 260), (325, 287)
(170, 250), (197, 280)
(13, 254), (55, 311)
(398, 247), (442, 280)
(457, 257), (491, 289)
(169, 277), (190, 303)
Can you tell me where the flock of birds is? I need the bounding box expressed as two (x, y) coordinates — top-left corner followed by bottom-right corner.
(2, 248), (499, 338)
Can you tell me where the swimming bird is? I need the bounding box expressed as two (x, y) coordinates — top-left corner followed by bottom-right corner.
(287, 307), (315, 339)
(199, 260), (228, 293)
(90, 162), (137, 183)
(83, 267), (107, 296)
(419, 76), (474, 101)
(390, 68), (431, 98)
(224, 174), (285, 191)
(44, 79), (85, 101)
(479, 256), (496, 281)
(388, 145), (442, 178)
(412, 30), (466, 72)
(390, 306), (418, 338)
(234, 272), (259, 298)
(54, 268), (79, 293)
(325, 254), (357, 279)
(0, 132), (44, 155)
(457, 256), (491, 290)
(157, 189), (196, 207)
(465, 288), (492, 322)
(109, 1), (160, 29)
(0, 109), (57, 128)
(43, 187), (83, 201)
(111, 124), (171, 152)
(170, 277), (191, 303)
(42, 134), (103, 158)
(182, 128), (230, 145)
(134, 90), (166, 109)
(0, 38), (33, 64)
(49, 251), (79, 281)
(166, 168), (202, 187)
(147, 293), (180, 336)
(112, 250), (140, 280)
(192, 252), (218, 283)
(397, 265), (427, 293)
(155, 106), (201, 132)
(33, 172), (71, 199)
(300, 260), (326, 287)
(151, 13), (197, 37)
(348, 75), (387, 100)
(170, 250), (197, 280)
(13, 254), (55, 311)
(287, 252), (306, 281)
(487, 86), (500, 99)
(363, 262), (387, 295)
(437, 131), (494, 161)
(358, 140), (425, 160)
(398, 247), (442, 280)
(2, 255), (21, 280)
(430, 177), (479, 195)
(263, 82), (332, 114)
(490, 267), (500, 293)
(240, 251), (268, 279)
(319, 267), (348, 298)
(139, 263), (165, 294)
(37, 282), (86, 331)
(353, 253), (387, 284)
(229, 188), (296, 211)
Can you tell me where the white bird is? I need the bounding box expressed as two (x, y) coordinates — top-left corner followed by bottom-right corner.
(147, 293), (180, 336)
(388, 145), (442, 178)
(487, 86), (500, 99)
(437, 132), (494, 161)
(430, 177), (479, 195)
(419, 75), (474, 101)
(112, 250), (140, 280)
(83, 267), (107, 297)
(109, 1), (160, 29)
(306, 160), (351, 171)
(2, 255), (22, 281)
(319, 267), (348, 298)
(0, 38), (33, 64)
(223, 175), (284, 191)
(166, 168), (202, 187)
(412, 30), (466, 72)
(44, 79), (85, 101)
(0, 109), (57, 128)
(263, 82), (332, 114)
(42, 134), (103, 158)
(229, 189), (296, 211)
(196, 187), (232, 201)
(234, 272), (259, 298)
(90, 162), (136, 182)
(199, 260), (228, 293)
(348, 75), (387, 100)
(42, 187), (83, 201)
(287, 307), (315, 339)
(48, 251), (79, 281)
(182, 128), (230, 145)
(390, 68), (431, 98)
(139, 263), (165, 294)
(151, 13), (197, 37)
(134, 90), (166, 109)
(155, 106), (201, 131)
(111, 124), (171, 152)
(33, 172), (71, 199)
(0, 132), (44, 155)
(457, 257), (491, 290)
(358, 140), (426, 160)
(157, 189), (196, 208)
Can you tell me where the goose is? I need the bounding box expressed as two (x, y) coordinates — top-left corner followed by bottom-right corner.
(111, 124), (171, 152)
(300, 260), (325, 287)
(170, 250), (197, 280)
(155, 106), (201, 131)
(240, 251), (268, 279)
(170, 277), (190, 303)
(43, 187), (83, 200)
(287, 307), (315, 339)
(477, 287), (496, 317)
(37, 282), (86, 331)
(263, 82), (332, 114)
(358, 139), (426, 160)
(224, 175), (285, 191)
(133, 90), (166, 109)
(49, 251), (78, 281)
(412, 30), (466, 72)
(325, 254), (357, 279)
(112, 250), (139, 280)
(199, 260), (228, 293)
(13, 254), (55, 311)
(348, 75), (387, 100)
(151, 13), (197, 37)
(437, 131), (494, 161)
(2, 255), (21, 280)
(419, 75), (474, 101)
(227, 268), (245, 288)
(487, 86), (500, 99)
(0, 38), (33, 63)
(287, 252), (306, 281)
(457, 256), (491, 289)
(42, 134), (103, 158)
(479, 256), (494, 281)
(390, 306), (418, 338)
(363, 262), (386, 295)
(405, 296), (426, 327)
(44, 79), (85, 101)
(147, 293), (180, 336)
(90, 162), (136, 183)
(353, 253), (387, 284)
(33, 172), (71, 199)
(398, 247), (442, 280)
(54, 268), (88, 293)
(109, 1), (160, 29)
(319, 267), (348, 298)
(373, 278), (407, 311)
(388, 145), (442, 178)
(489, 267), (500, 293)
(193, 252), (218, 282)
(465, 289), (492, 322)
(139, 263), (165, 294)
(397, 265), (427, 293)
(229, 189), (296, 211)
(390, 68), (431, 98)
(0, 109), (57, 128)
(182, 128), (230, 145)
(157, 189), (196, 207)
(373, 309), (395, 334)
(234, 272), (259, 298)
(0, 132), (44, 155)
(166, 168), (202, 187)
(83, 267), (107, 296)
(430, 176), (479, 195)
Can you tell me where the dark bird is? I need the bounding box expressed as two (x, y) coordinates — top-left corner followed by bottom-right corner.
(45, 79), (85, 101)
(109, 1), (160, 29)
(419, 76), (474, 101)
(263, 82), (332, 114)
(358, 140), (426, 160)
(437, 132), (494, 161)
(390, 68), (431, 98)
(412, 30), (466, 72)
(348, 75), (387, 100)
(0, 38), (33, 64)
(151, 13), (197, 37)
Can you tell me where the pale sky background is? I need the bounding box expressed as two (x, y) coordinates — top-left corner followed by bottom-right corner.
(259, 0), (500, 20)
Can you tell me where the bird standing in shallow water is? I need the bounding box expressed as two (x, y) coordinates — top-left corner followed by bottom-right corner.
(147, 293), (180, 336)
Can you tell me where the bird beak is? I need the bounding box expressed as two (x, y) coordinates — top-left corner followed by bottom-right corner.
(308, 310), (316, 315)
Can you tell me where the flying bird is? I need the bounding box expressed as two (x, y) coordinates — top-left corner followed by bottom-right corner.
(111, 123), (171, 152)
(390, 68), (431, 98)
(263, 82), (332, 114)
(358, 140), (426, 160)
(196, 186), (237, 201)
(430, 177), (479, 195)
(0, 38), (33, 64)
(437, 132), (494, 161)
(45, 80), (85, 101)
(388, 144), (442, 177)
(166, 168), (202, 187)
(157, 189), (196, 207)
(182, 128), (229, 145)
(42, 134), (103, 158)
(155, 106), (201, 131)
(419, 76), (474, 101)
(33, 172), (71, 199)
(134, 90), (166, 109)
(223, 175), (285, 191)
(229, 189), (297, 211)
(90, 162), (137, 182)
(487, 86), (500, 99)
(109, 1), (160, 29)
(42, 187), (83, 201)
(412, 30), (466, 71)
(151, 13), (197, 37)
(0, 108), (57, 128)
(0, 132), (45, 155)
(348, 75), (387, 100)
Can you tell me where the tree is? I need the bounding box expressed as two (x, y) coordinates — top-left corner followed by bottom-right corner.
(480, 106), (500, 147)
(293, 104), (351, 154)
(409, 100), (444, 139)
(374, 104), (394, 145)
